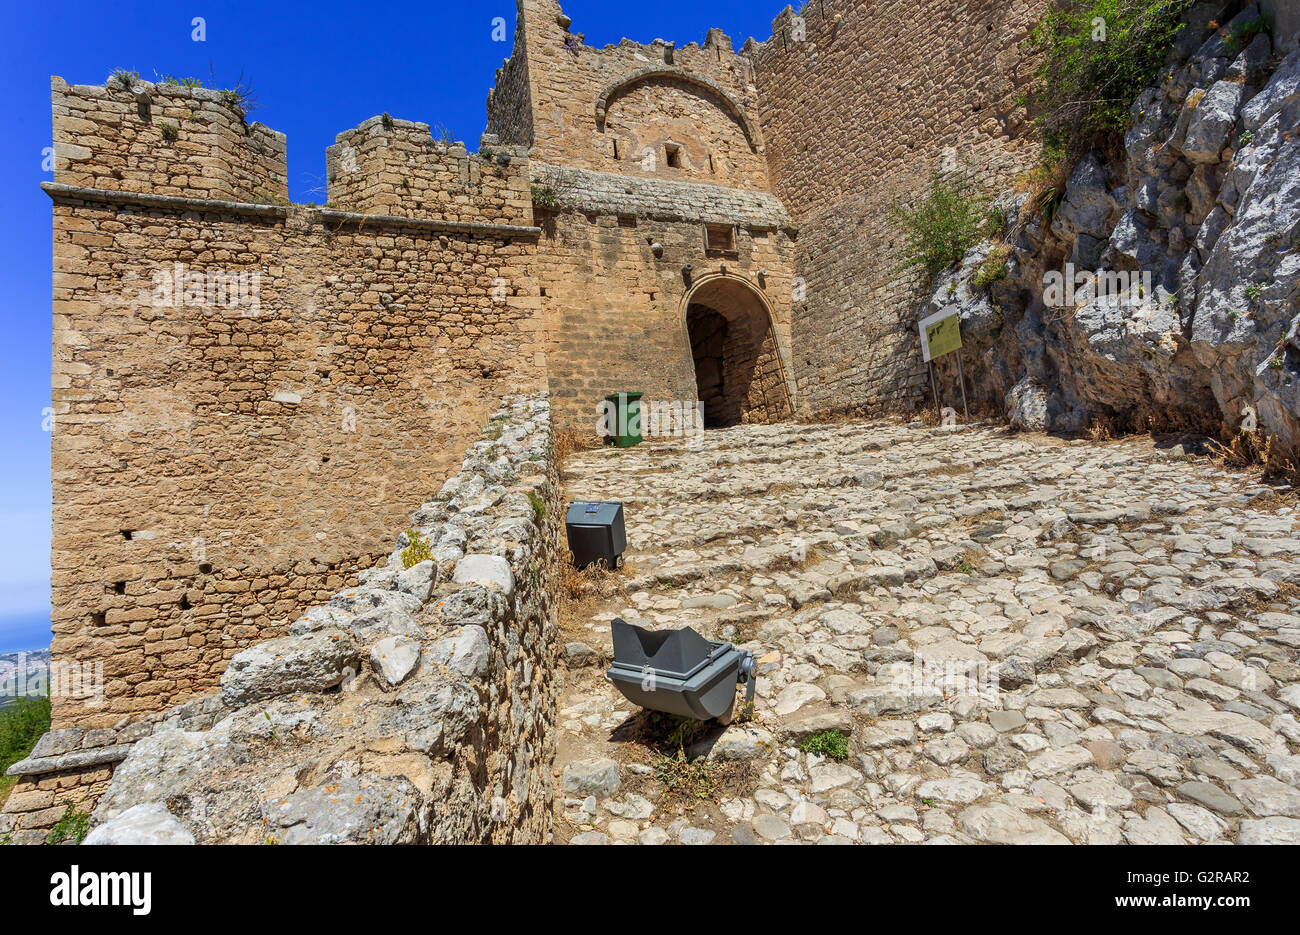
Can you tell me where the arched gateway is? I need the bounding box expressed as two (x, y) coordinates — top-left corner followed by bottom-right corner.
(682, 274), (794, 428)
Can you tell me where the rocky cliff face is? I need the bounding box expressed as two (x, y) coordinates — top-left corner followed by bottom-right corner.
(929, 4), (1300, 453)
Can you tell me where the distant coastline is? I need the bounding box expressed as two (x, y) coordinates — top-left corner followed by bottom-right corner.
(0, 613), (52, 655)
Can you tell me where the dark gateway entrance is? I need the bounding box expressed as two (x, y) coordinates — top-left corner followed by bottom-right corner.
(686, 277), (792, 428)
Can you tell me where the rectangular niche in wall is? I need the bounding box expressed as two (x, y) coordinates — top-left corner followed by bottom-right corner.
(704, 223), (736, 254)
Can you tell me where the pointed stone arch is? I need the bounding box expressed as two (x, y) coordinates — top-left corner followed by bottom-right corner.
(680, 272), (794, 426)
(594, 68), (762, 152)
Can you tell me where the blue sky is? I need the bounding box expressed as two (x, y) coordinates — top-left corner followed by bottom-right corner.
(0, 0), (783, 652)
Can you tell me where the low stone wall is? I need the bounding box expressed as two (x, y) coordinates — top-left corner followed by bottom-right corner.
(3, 395), (560, 844)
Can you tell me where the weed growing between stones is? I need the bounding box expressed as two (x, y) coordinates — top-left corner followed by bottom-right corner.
(655, 749), (718, 801)
(108, 68), (139, 90)
(551, 427), (596, 468)
(557, 556), (628, 635)
(399, 528), (431, 569)
(798, 729), (849, 760)
(46, 803), (91, 845)
(526, 490), (546, 524)
(530, 184), (560, 210)
(631, 711), (758, 805)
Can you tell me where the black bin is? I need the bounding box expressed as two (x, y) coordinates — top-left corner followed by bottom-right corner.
(566, 501), (626, 566)
(565, 501), (626, 569)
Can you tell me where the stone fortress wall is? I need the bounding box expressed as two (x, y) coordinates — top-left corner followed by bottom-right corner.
(494, 0), (771, 190)
(488, 0), (801, 429)
(6, 395), (560, 844)
(749, 0), (1050, 417)
(13, 0), (1086, 836)
(324, 115), (533, 225)
(45, 76), (545, 734)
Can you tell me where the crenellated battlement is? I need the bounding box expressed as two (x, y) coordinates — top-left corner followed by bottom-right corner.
(51, 76), (535, 227)
(324, 116), (532, 225)
(51, 76), (288, 204)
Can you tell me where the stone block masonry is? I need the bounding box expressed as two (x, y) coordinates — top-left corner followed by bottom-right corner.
(26, 0), (1109, 841)
(46, 76), (546, 734)
(747, 0), (1048, 417)
(52, 77), (288, 203)
(325, 115), (533, 225)
(491, 0), (771, 192)
(5, 396), (560, 844)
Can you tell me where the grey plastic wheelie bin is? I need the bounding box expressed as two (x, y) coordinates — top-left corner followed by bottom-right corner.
(606, 618), (755, 721)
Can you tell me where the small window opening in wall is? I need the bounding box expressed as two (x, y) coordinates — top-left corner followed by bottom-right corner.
(180, 595), (192, 611)
(198, 562), (213, 574)
(704, 223), (736, 253)
(91, 611), (106, 627)
(120, 529), (134, 540)
(708, 153), (716, 175)
(665, 143), (682, 168)
(540, 286), (549, 297)
(612, 139), (620, 161)
(110, 581), (126, 596)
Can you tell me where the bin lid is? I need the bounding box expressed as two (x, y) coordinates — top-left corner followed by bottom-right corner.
(610, 619), (731, 681)
(566, 501), (622, 526)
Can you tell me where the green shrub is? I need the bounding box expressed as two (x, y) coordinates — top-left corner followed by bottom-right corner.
(1022, 0), (1195, 153)
(892, 175), (997, 278)
(1228, 12), (1271, 51)
(46, 803), (91, 845)
(530, 184), (560, 210)
(108, 69), (139, 90)
(798, 729), (850, 760)
(973, 249), (1011, 289)
(399, 528), (431, 569)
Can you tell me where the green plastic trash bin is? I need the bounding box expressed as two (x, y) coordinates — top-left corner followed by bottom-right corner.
(603, 392), (643, 448)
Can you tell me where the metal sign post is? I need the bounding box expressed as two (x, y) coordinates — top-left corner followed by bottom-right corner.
(918, 307), (966, 422)
(955, 348), (970, 421)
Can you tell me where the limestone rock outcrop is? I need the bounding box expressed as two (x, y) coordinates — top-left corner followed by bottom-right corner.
(929, 5), (1300, 448)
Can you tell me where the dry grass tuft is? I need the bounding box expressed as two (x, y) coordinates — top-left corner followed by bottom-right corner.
(557, 555), (627, 631)
(553, 427), (597, 467)
(1211, 429), (1300, 488)
(1086, 414), (1115, 442)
